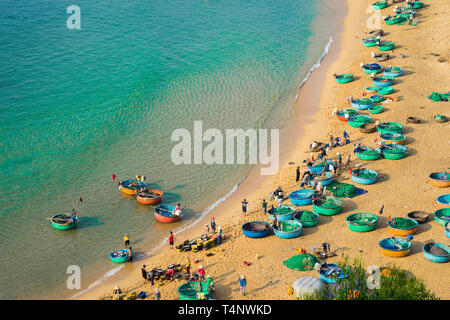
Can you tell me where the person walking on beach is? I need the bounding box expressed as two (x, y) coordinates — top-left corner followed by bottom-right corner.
(198, 265), (206, 281)
(217, 227), (223, 245)
(296, 166), (301, 182)
(239, 275), (247, 296)
(168, 231), (175, 249)
(148, 269), (155, 286)
(141, 265), (148, 281)
(345, 155), (351, 170)
(241, 199), (249, 214)
(343, 130), (350, 144)
(337, 153), (342, 168)
(124, 234), (130, 247)
(210, 217), (216, 234)
(185, 257), (191, 275)
(262, 199), (267, 214)
(154, 288), (161, 300)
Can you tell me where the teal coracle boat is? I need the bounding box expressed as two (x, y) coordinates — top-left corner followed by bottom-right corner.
(293, 211), (319, 227)
(397, 9), (414, 19)
(377, 86), (394, 95)
(312, 197), (343, 216)
(365, 86), (379, 94)
(51, 214), (78, 230)
(377, 122), (403, 134)
(362, 63), (383, 74)
(369, 95), (385, 103)
(373, 76), (394, 87)
(337, 108), (358, 122)
(351, 168), (378, 185)
(178, 281), (212, 300)
(348, 115), (371, 127)
(372, 1), (388, 9)
(355, 146), (381, 160)
(381, 144), (407, 160)
(408, 1), (423, 9)
(351, 98), (373, 110)
(384, 16), (405, 25)
(289, 189), (314, 206)
(268, 205), (297, 221)
(422, 243), (449, 263)
(346, 213), (378, 232)
(362, 37), (379, 47)
(383, 67), (403, 77)
(380, 132), (406, 145)
(273, 220), (303, 239)
(308, 172), (333, 187)
(378, 41), (395, 51)
(335, 73), (353, 84)
(368, 105), (384, 114)
(434, 208), (450, 226)
(109, 249), (130, 263)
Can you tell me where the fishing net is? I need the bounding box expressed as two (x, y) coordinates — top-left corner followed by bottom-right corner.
(283, 254), (319, 271)
(391, 217), (416, 229)
(328, 181), (359, 198)
(348, 214), (377, 225)
(355, 170), (377, 179)
(296, 211), (318, 222)
(279, 221), (301, 232)
(278, 207), (294, 215)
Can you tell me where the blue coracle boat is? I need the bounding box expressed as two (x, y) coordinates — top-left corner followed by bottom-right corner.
(422, 243), (449, 263)
(242, 221), (272, 238)
(308, 172), (333, 187)
(351, 168), (378, 185)
(319, 263), (348, 284)
(445, 222), (450, 238)
(272, 220), (302, 239)
(289, 189), (314, 206)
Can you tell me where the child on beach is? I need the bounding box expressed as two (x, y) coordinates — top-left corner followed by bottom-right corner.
(168, 231), (175, 249)
(241, 199), (249, 214)
(239, 275), (247, 296)
(262, 199), (267, 213)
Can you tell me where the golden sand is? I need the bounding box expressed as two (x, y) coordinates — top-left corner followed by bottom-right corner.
(78, 0), (450, 300)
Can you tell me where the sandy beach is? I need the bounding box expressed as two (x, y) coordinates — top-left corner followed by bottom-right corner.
(78, 0), (450, 300)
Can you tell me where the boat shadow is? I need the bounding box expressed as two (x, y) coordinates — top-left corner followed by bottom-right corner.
(415, 221), (432, 235)
(404, 136), (416, 144)
(409, 240), (425, 256)
(402, 126), (415, 134)
(341, 200), (358, 213)
(376, 170), (390, 183)
(77, 217), (104, 229)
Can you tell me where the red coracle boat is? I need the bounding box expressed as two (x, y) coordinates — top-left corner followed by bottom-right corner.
(136, 189), (163, 205)
(337, 108), (358, 122)
(154, 204), (182, 223)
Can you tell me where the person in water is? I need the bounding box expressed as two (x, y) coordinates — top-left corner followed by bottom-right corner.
(124, 234), (130, 247)
(127, 247), (133, 262)
(174, 203), (182, 216)
(168, 231), (175, 249)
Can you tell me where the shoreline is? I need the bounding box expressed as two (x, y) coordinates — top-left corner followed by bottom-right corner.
(78, 0), (450, 300)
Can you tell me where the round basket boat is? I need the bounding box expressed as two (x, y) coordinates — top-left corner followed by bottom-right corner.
(373, 77), (394, 87)
(436, 194), (450, 208)
(406, 116), (421, 124)
(433, 115), (447, 123)
(379, 237), (412, 257)
(308, 159), (336, 173)
(319, 264), (348, 284)
(335, 73), (353, 84)
(407, 211), (429, 224)
(380, 132), (406, 145)
(397, 10), (413, 19)
(377, 122), (403, 134)
(377, 86), (394, 95)
(368, 105), (384, 114)
(369, 95), (385, 103)
(346, 213), (378, 232)
(154, 204), (181, 223)
(429, 172), (450, 188)
(433, 208), (450, 226)
(268, 205), (297, 221)
(355, 146), (381, 160)
(368, 29), (384, 37)
(360, 123), (377, 133)
(445, 222), (450, 238)
(293, 211), (319, 227)
(372, 1), (388, 9)
(51, 214), (78, 230)
(378, 41), (396, 51)
(337, 108), (358, 122)
(365, 86), (380, 94)
(387, 217), (418, 236)
(289, 189), (314, 206)
(119, 179), (149, 195)
(178, 281), (212, 300)
(109, 249), (130, 263)
(351, 99), (373, 110)
(362, 37), (379, 47)
(242, 221), (272, 238)
(136, 189), (163, 205)
(384, 16), (405, 25)
(312, 197), (343, 216)
(308, 172), (333, 187)
(363, 63), (383, 73)
(273, 220), (303, 239)
(408, 1), (423, 9)
(422, 243), (449, 263)
(348, 115), (371, 127)
(351, 168), (378, 184)
(381, 144), (407, 160)
(383, 66), (403, 77)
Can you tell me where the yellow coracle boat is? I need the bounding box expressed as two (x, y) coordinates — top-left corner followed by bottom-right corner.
(379, 237), (412, 258)
(120, 178), (148, 195)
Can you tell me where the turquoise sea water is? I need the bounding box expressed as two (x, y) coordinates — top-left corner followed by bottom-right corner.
(0, 0), (337, 299)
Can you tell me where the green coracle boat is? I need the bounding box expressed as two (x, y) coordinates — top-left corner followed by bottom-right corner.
(408, 1), (423, 9)
(346, 213), (378, 232)
(383, 66), (403, 77)
(369, 94), (385, 103)
(372, 1), (388, 9)
(377, 122), (403, 134)
(355, 146), (381, 160)
(312, 197), (343, 216)
(51, 214), (78, 230)
(434, 208), (450, 226)
(178, 281), (212, 300)
(335, 73), (353, 84)
(378, 41), (395, 51)
(362, 37), (379, 47)
(368, 105), (384, 114)
(380, 132), (406, 144)
(384, 16), (406, 25)
(381, 144), (407, 160)
(293, 211), (320, 228)
(377, 86), (394, 95)
(348, 115), (371, 128)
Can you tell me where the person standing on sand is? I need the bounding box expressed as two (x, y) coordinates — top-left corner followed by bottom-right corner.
(210, 217), (216, 234)
(241, 199), (248, 214)
(296, 166), (301, 182)
(148, 269), (155, 286)
(204, 224), (210, 235)
(239, 275), (247, 296)
(154, 288), (161, 300)
(198, 265), (206, 281)
(127, 247), (132, 262)
(168, 231), (175, 249)
(124, 234), (130, 247)
(262, 199), (267, 214)
(141, 265), (148, 281)
(185, 257), (191, 275)
(337, 153), (342, 168)
(345, 155), (351, 170)
(217, 227), (223, 245)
